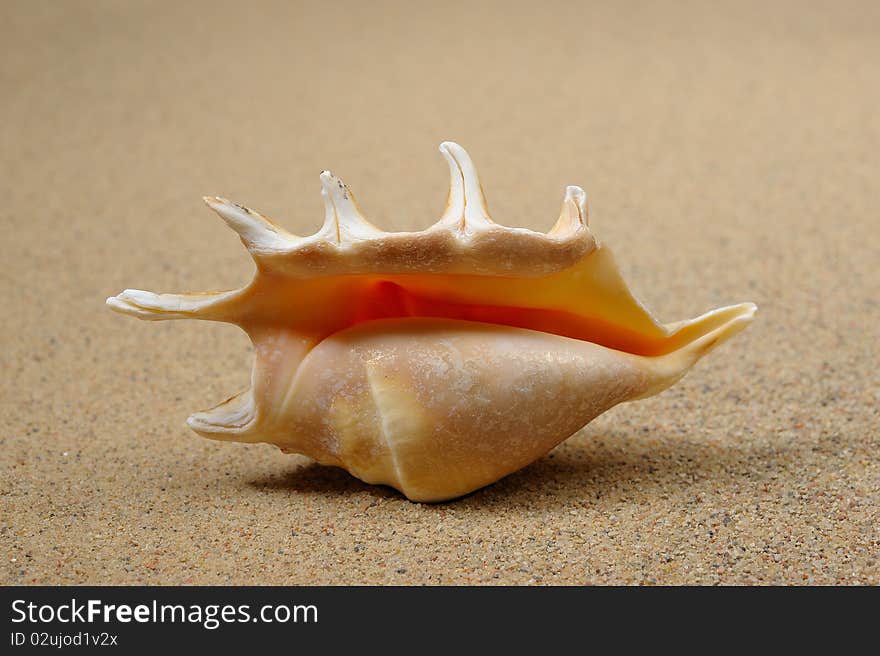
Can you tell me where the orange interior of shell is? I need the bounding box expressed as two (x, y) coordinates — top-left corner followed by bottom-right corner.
(339, 279), (670, 356)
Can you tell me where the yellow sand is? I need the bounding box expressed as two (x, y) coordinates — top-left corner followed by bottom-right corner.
(2, 0), (877, 584)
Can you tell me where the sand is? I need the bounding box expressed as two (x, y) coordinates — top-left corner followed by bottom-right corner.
(2, 0), (877, 585)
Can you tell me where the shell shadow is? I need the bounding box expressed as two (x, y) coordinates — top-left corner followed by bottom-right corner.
(463, 433), (787, 512)
(247, 460), (399, 501)
(245, 429), (790, 509)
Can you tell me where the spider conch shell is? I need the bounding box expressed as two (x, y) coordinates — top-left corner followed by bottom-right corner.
(108, 142), (756, 502)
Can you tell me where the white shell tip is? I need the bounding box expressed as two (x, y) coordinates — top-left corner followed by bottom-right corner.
(316, 168), (380, 241)
(106, 289), (164, 320)
(565, 185), (586, 201)
(201, 195), (291, 251)
(549, 185), (589, 235)
(435, 140), (492, 229)
(186, 389), (257, 437)
(565, 185), (588, 225)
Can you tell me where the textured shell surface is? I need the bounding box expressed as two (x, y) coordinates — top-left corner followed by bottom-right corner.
(108, 142), (756, 502)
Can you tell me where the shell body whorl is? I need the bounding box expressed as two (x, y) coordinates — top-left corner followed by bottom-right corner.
(247, 318), (654, 502)
(108, 142), (756, 502)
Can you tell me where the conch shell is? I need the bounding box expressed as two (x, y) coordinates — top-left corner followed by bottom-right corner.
(108, 142), (756, 502)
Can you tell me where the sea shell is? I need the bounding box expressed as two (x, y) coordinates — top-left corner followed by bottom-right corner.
(108, 142), (756, 502)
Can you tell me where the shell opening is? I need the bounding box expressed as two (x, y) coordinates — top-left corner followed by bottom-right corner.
(310, 277), (755, 359)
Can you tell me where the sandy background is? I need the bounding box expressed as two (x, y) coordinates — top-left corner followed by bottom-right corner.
(2, 0), (877, 585)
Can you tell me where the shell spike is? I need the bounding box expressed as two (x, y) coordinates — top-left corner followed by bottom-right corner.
(435, 141), (494, 232)
(318, 170), (382, 242)
(105, 288), (243, 322)
(635, 302), (758, 399)
(203, 196), (293, 253)
(550, 185), (588, 236)
(187, 388), (257, 438)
